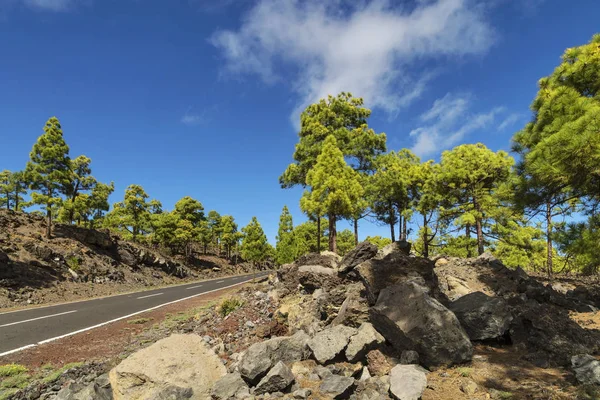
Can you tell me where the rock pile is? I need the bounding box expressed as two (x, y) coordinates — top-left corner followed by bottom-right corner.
(15, 240), (600, 399)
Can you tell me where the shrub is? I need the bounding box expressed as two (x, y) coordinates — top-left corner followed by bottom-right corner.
(66, 256), (80, 271)
(0, 364), (27, 377)
(218, 297), (243, 317)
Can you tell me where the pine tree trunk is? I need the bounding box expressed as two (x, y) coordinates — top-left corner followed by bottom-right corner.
(389, 203), (396, 242)
(46, 208), (52, 239)
(353, 218), (359, 246)
(546, 201), (553, 279)
(402, 216), (407, 241)
(465, 224), (472, 258)
(317, 216), (321, 252)
(473, 198), (484, 255)
(422, 213), (429, 259)
(329, 214), (337, 253)
(398, 215), (403, 241)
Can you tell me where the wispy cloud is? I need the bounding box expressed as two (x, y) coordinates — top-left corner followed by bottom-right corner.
(410, 93), (505, 157)
(23, 0), (79, 11)
(180, 108), (206, 126)
(497, 113), (522, 131)
(210, 0), (496, 124)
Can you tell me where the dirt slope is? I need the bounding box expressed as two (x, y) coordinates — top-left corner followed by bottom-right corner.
(0, 209), (254, 310)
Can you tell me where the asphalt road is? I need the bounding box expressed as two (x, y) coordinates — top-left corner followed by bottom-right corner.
(0, 271), (270, 357)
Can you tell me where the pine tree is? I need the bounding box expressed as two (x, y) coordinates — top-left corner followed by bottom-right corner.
(241, 217), (270, 267)
(173, 196), (205, 225)
(207, 210), (223, 255)
(301, 135), (365, 253)
(61, 155), (97, 224)
(370, 149), (420, 241)
(280, 92), (386, 249)
(25, 117), (71, 238)
(221, 215), (239, 260)
(10, 171), (29, 211)
(275, 205), (296, 265)
(437, 143), (514, 256)
(513, 34), (600, 206)
(0, 170), (11, 210)
(104, 184), (152, 241)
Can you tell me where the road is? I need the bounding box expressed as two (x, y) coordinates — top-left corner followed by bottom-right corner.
(0, 271), (270, 357)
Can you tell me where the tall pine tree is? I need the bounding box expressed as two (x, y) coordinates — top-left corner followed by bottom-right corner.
(26, 117), (71, 238)
(241, 217), (270, 267)
(301, 135), (364, 253)
(275, 205), (296, 265)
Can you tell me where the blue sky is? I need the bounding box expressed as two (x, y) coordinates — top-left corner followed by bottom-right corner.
(1, 0), (599, 243)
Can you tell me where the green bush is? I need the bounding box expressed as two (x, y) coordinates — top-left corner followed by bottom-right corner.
(0, 364), (27, 377)
(218, 297), (243, 317)
(0, 373), (30, 389)
(66, 256), (81, 271)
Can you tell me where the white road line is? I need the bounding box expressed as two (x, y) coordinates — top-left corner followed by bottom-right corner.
(0, 278), (255, 358)
(216, 280), (225, 283)
(186, 285), (203, 290)
(0, 310), (78, 328)
(137, 293), (163, 300)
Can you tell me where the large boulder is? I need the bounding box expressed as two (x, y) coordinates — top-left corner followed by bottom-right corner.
(345, 323), (384, 363)
(297, 264), (343, 291)
(376, 241), (411, 258)
(210, 373), (250, 399)
(572, 354), (600, 385)
(339, 242), (378, 273)
(109, 334), (226, 399)
(449, 292), (513, 341)
(308, 325), (357, 364)
(389, 365), (427, 400)
(356, 251), (436, 305)
(369, 282), (473, 368)
(331, 283), (369, 328)
(295, 252), (340, 269)
(254, 361), (295, 395)
(239, 330), (311, 384)
(54, 224), (116, 251)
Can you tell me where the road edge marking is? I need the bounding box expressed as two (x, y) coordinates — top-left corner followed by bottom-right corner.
(0, 276), (261, 358)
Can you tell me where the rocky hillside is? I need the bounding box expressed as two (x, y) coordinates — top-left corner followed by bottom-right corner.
(13, 240), (600, 399)
(0, 209), (254, 309)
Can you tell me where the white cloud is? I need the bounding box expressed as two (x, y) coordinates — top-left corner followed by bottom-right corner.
(210, 0), (495, 123)
(23, 0), (77, 11)
(180, 107), (208, 126)
(410, 93), (504, 157)
(497, 113), (522, 131)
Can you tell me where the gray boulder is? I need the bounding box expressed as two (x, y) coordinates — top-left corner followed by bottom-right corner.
(254, 361), (295, 395)
(239, 330), (310, 384)
(356, 251), (436, 305)
(55, 374), (113, 400)
(369, 282), (473, 368)
(449, 292), (513, 341)
(308, 325), (357, 364)
(389, 365), (427, 400)
(400, 351), (419, 365)
(572, 354), (600, 385)
(210, 372), (250, 399)
(339, 242), (378, 273)
(345, 323), (385, 363)
(296, 252), (340, 269)
(320, 375), (355, 399)
(331, 284), (369, 327)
